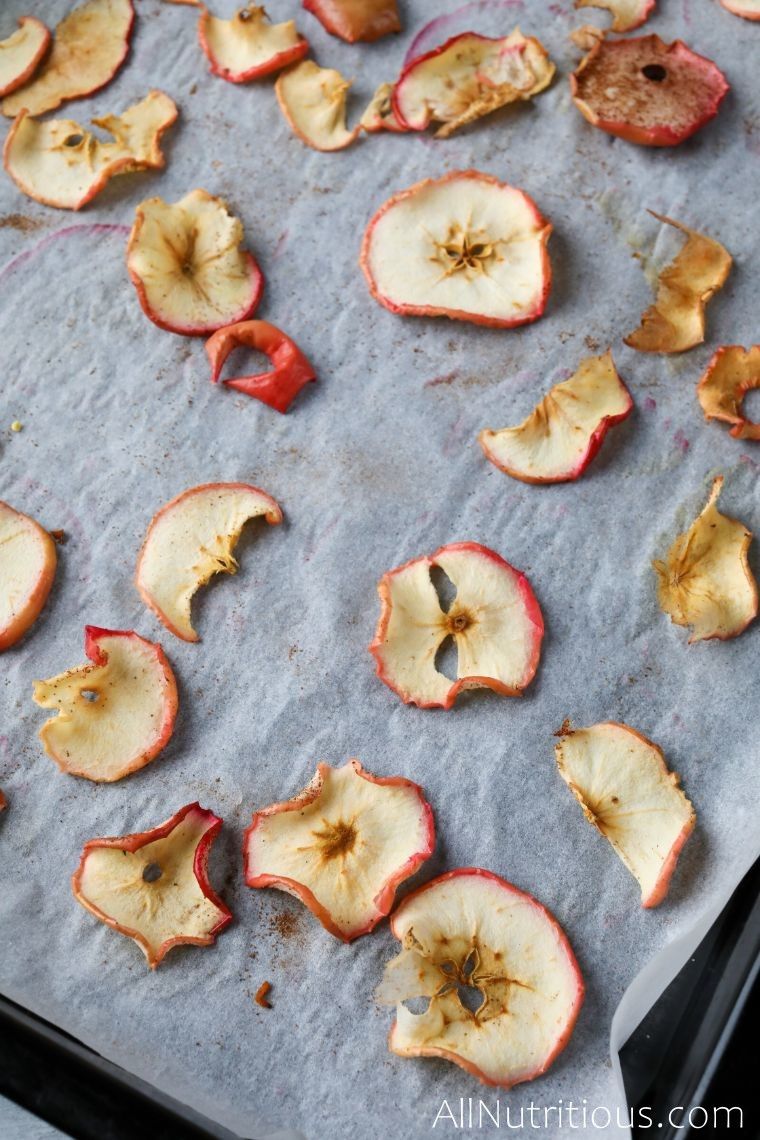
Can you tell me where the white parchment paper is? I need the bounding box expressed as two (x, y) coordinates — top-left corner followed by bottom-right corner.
(0, 1), (758, 1137)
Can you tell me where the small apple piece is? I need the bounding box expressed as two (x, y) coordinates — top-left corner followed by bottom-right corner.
(275, 60), (359, 152)
(371, 542), (543, 710)
(136, 482), (283, 642)
(72, 802), (231, 967)
(2, 0), (134, 119)
(574, 0), (655, 32)
(571, 35), (729, 146)
(555, 721), (695, 907)
(244, 759), (434, 941)
(720, 0), (760, 18)
(393, 31), (555, 139)
(697, 346), (760, 441)
(206, 320), (316, 414)
(0, 18), (50, 98)
(624, 214), (731, 354)
(303, 0), (400, 43)
(376, 869), (584, 1087)
(479, 351), (633, 484)
(199, 6), (308, 83)
(127, 189), (264, 336)
(653, 476), (757, 643)
(360, 82), (408, 133)
(0, 500), (56, 651)
(362, 171), (552, 329)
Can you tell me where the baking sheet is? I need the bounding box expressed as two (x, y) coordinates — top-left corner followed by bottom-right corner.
(0, 1), (758, 1137)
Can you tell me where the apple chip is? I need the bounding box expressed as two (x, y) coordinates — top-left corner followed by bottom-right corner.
(206, 320), (316, 414)
(377, 869), (584, 1087)
(0, 17), (50, 98)
(697, 345), (760, 441)
(361, 171), (552, 328)
(479, 351), (633, 484)
(127, 189), (265, 336)
(555, 722), (695, 907)
(4, 91), (178, 212)
(244, 759), (434, 941)
(0, 500), (56, 651)
(574, 0), (655, 32)
(2, 0), (135, 119)
(275, 60), (359, 152)
(624, 214), (731, 354)
(571, 35), (729, 146)
(136, 482), (283, 642)
(653, 477), (757, 643)
(371, 541), (543, 710)
(303, 0), (400, 43)
(360, 82), (408, 133)
(720, 0), (760, 18)
(394, 30), (555, 139)
(199, 6), (308, 83)
(72, 803), (232, 967)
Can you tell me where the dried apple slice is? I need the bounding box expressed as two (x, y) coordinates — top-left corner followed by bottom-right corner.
(245, 759), (434, 941)
(275, 60), (359, 152)
(360, 82), (408, 133)
(697, 345), (760, 441)
(624, 214), (731, 354)
(479, 351), (633, 484)
(136, 482), (283, 642)
(72, 802), (232, 967)
(571, 35), (729, 146)
(33, 627), (178, 782)
(303, 0), (400, 43)
(393, 30), (555, 139)
(720, 0), (760, 18)
(0, 17), (50, 98)
(555, 722), (695, 907)
(4, 91), (178, 212)
(127, 189), (264, 336)
(361, 171), (552, 329)
(653, 477), (757, 643)
(376, 869), (584, 1087)
(370, 542), (543, 710)
(198, 6), (308, 83)
(206, 320), (316, 413)
(0, 500), (56, 651)
(2, 0), (134, 119)
(574, 0), (655, 32)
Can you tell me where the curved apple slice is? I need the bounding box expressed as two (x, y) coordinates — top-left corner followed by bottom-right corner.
(479, 351), (633, 484)
(244, 759), (434, 941)
(720, 0), (760, 18)
(198, 6), (308, 83)
(360, 83), (408, 133)
(72, 803), (231, 967)
(206, 319), (316, 414)
(303, 0), (400, 43)
(624, 214), (731, 354)
(275, 60), (359, 152)
(361, 171), (552, 329)
(4, 91), (178, 212)
(0, 500), (56, 652)
(571, 35), (729, 147)
(393, 30), (555, 139)
(2, 0), (134, 119)
(370, 542), (543, 710)
(136, 482), (283, 642)
(697, 345), (760, 441)
(653, 476), (757, 643)
(555, 721), (695, 907)
(0, 18), (50, 98)
(127, 189), (264, 336)
(376, 868), (584, 1087)
(574, 0), (655, 32)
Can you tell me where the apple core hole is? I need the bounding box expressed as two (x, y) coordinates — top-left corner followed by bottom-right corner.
(217, 344), (272, 384)
(641, 64), (666, 82)
(434, 634), (458, 681)
(741, 387), (760, 423)
(457, 983), (484, 1015)
(63, 134), (84, 147)
(402, 996), (431, 1015)
(80, 689), (99, 702)
(429, 565), (457, 612)
(142, 862), (163, 883)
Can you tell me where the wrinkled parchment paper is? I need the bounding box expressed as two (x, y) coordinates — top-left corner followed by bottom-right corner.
(1, 1), (758, 1137)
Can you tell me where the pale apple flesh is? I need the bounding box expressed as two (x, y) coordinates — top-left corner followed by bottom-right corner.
(0, 500), (57, 652)
(377, 869), (584, 1087)
(0, 17), (50, 98)
(720, 0), (760, 18)
(303, 0), (401, 43)
(72, 802), (232, 968)
(206, 319), (316, 413)
(244, 760), (434, 941)
(136, 482), (283, 642)
(199, 6), (308, 83)
(360, 83), (408, 133)
(574, 0), (655, 32)
(275, 60), (359, 152)
(479, 351), (633, 484)
(697, 345), (760, 441)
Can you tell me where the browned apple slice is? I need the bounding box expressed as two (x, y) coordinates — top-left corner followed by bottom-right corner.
(0, 500), (57, 651)
(206, 319), (316, 413)
(697, 345), (760, 441)
(72, 803), (232, 967)
(303, 0), (400, 43)
(555, 721), (695, 907)
(0, 17), (50, 98)
(376, 869), (584, 1087)
(198, 5), (308, 83)
(136, 482), (283, 642)
(244, 759), (434, 941)
(275, 60), (359, 151)
(574, 0), (655, 32)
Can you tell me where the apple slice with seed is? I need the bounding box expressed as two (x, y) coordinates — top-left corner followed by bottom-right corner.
(0, 17), (50, 98)
(198, 5), (308, 83)
(206, 319), (316, 413)
(72, 803), (231, 967)
(720, 0), (760, 18)
(479, 351), (633, 484)
(244, 759), (434, 941)
(361, 171), (552, 328)
(653, 476), (757, 643)
(555, 721), (695, 907)
(0, 500), (57, 652)
(574, 0), (655, 32)
(275, 60), (359, 151)
(370, 541), (543, 710)
(376, 868), (584, 1087)
(697, 345), (760, 441)
(303, 0), (400, 43)
(136, 482), (283, 642)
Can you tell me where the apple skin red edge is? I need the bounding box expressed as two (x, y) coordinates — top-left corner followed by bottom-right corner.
(206, 319), (316, 413)
(128, 250), (264, 337)
(0, 18), (52, 99)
